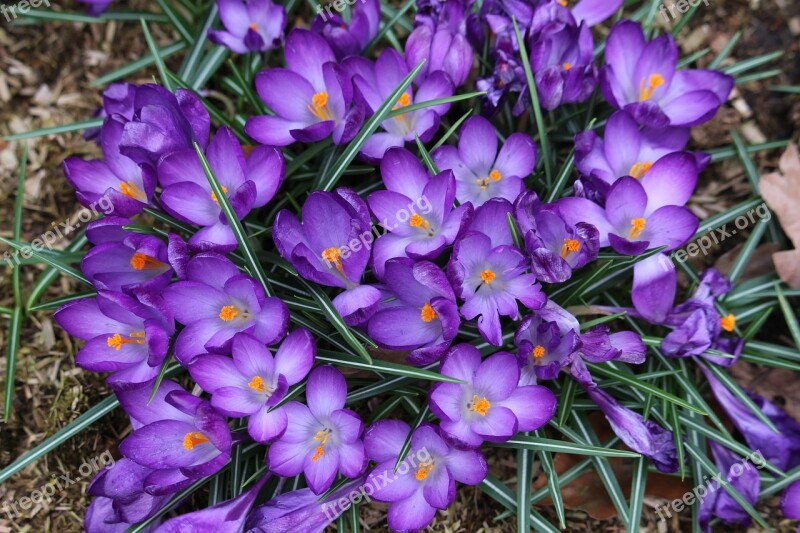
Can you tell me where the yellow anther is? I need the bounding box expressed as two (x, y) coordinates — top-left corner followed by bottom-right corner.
(248, 376), (267, 393)
(119, 181), (146, 201)
(560, 238), (581, 259)
(480, 269), (496, 284)
(563, 62), (572, 71)
(106, 331), (146, 351)
(629, 161), (653, 179)
(409, 213), (431, 230)
(396, 92), (411, 108)
(628, 218), (646, 239)
(129, 252), (165, 271)
(469, 394), (491, 416)
(249, 22), (259, 33)
(182, 431), (209, 450)
(308, 91), (332, 121)
(219, 305), (240, 322)
(639, 73), (665, 101)
(720, 314), (736, 332)
(322, 246), (346, 275)
(415, 461), (434, 480)
(421, 302), (437, 323)
(311, 429), (331, 462)
(532, 345), (546, 359)
(210, 185), (228, 204)
(489, 169), (502, 181)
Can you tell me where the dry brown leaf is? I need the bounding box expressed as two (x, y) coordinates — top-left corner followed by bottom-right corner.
(759, 143), (800, 287)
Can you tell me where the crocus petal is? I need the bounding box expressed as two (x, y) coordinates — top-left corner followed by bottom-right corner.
(632, 253), (676, 323)
(306, 366), (347, 420)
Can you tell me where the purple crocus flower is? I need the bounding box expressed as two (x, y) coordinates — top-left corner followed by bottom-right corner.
(246, 29), (363, 147)
(566, 0), (623, 26)
(310, 0), (381, 60)
(515, 300), (582, 382)
(700, 364), (800, 471)
(245, 476), (368, 532)
(209, 0), (286, 53)
(601, 20), (734, 127)
(64, 117), (155, 217)
(528, 1), (596, 110)
(476, 48), (527, 116)
(84, 82), (136, 142)
(364, 420), (488, 532)
(78, 0), (114, 15)
(268, 366), (366, 495)
(85, 459), (165, 533)
(117, 380), (232, 487)
(432, 115), (536, 205)
(163, 253), (289, 364)
(81, 219), (173, 293)
(573, 364), (679, 472)
(405, 0), (474, 87)
(366, 258), (460, 366)
(556, 153), (699, 256)
(54, 290), (174, 388)
(158, 126), (285, 252)
(430, 344), (557, 447)
(272, 188), (380, 326)
(782, 481), (800, 524)
(348, 49), (454, 161)
(514, 192), (599, 283)
(698, 442), (761, 532)
(575, 111), (708, 190)
(118, 84), (210, 167)
(448, 230), (545, 346)
(189, 330), (315, 443)
(155, 476), (268, 532)
(368, 148), (473, 279)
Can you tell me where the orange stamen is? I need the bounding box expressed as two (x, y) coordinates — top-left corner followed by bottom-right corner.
(119, 181), (146, 201)
(415, 461), (434, 480)
(628, 218), (646, 239)
(106, 331), (146, 351)
(532, 345), (545, 359)
(480, 269), (496, 284)
(409, 213), (431, 231)
(629, 161), (653, 179)
(469, 394), (491, 416)
(129, 252), (166, 271)
(249, 22), (259, 33)
(560, 239), (581, 259)
(720, 314), (736, 332)
(248, 376), (267, 393)
(311, 429), (331, 462)
(219, 305), (240, 322)
(308, 92), (332, 121)
(489, 169), (502, 181)
(563, 62), (572, 71)
(322, 247), (346, 276)
(421, 302), (437, 323)
(639, 73), (665, 101)
(210, 185), (229, 204)
(182, 432), (209, 450)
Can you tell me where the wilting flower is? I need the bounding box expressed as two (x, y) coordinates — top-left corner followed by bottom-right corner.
(311, 0), (380, 60)
(698, 442), (761, 532)
(158, 126), (285, 252)
(366, 258), (460, 366)
(163, 253), (289, 363)
(557, 154), (699, 256)
(81, 219), (173, 293)
(573, 364), (679, 472)
(189, 330), (315, 443)
(700, 364), (800, 471)
(364, 420), (487, 532)
(600, 20), (734, 127)
(268, 366), (366, 494)
(368, 148), (472, 279)
(432, 115), (536, 206)
(156, 476), (269, 532)
(448, 230), (545, 346)
(527, 1), (596, 110)
(515, 300), (582, 382)
(272, 188), (380, 326)
(64, 117), (155, 217)
(85, 459), (166, 533)
(209, 0), (286, 53)
(117, 380), (232, 488)
(514, 192), (599, 283)
(430, 344), (557, 446)
(55, 291), (174, 388)
(246, 476), (368, 532)
(118, 84), (211, 167)
(348, 49), (454, 161)
(405, 0), (474, 87)
(246, 29), (363, 146)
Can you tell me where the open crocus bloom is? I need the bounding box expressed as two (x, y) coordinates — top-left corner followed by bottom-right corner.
(515, 301), (582, 382)
(209, 0), (286, 54)
(430, 344), (557, 447)
(448, 231), (545, 346)
(273, 188), (380, 326)
(433, 115), (536, 205)
(54, 290), (174, 388)
(158, 126), (285, 252)
(557, 153), (699, 256)
(268, 366), (366, 495)
(189, 330), (315, 443)
(367, 258), (460, 366)
(364, 420), (487, 532)
(368, 148), (473, 279)
(63, 117), (155, 217)
(117, 380), (232, 488)
(600, 20), (734, 127)
(246, 29), (363, 146)
(348, 49), (454, 161)
(310, 0), (380, 60)
(163, 253), (289, 363)
(81, 219), (172, 293)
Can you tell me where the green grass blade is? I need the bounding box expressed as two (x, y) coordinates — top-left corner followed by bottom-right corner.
(516, 443), (534, 533)
(535, 429), (566, 529)
(91, 41), (186, 88)
(496, 436), (641, 458)
(775, 282), (800, 351)
(385, 91), (485, 118)
(628, 456), (648, 530)
(479, 474), (560, 533)
(316, 350), (461, 383)
(5, 118), (104, 141)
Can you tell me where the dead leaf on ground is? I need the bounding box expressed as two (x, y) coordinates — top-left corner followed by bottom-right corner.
(759, 143), (800, 287)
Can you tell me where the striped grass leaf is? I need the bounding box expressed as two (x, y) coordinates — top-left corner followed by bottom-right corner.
(141, 19), (174, 91)
(516, 443), (535, 533)
(431, 109), (473, 151)
(316, 349), (461, 383)
(628, 456), (648, 530)
(535, 429), (566, 529)
(386, 91), (486, 119)
(478, 474), (560, 533)
(28, 291), (97, 313)
(495, 436), (641, 458)
(25, 233), (87, 310)
(393, 404), (431, 472)
(775, 282), (800, 351)
(178, 1), (218, 79)
(5, 118), (104, 142)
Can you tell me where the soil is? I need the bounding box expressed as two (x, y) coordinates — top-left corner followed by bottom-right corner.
(0, 0), (798, 531)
